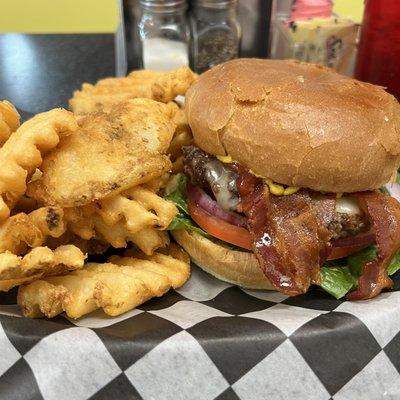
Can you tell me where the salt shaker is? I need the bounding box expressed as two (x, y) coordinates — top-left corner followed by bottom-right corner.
(190, 0), (241, 73)
(138, 0), (189, 70)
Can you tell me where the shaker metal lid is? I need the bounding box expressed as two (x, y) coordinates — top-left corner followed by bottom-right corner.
(139, 0), (187, 11)
(193, 0), (237, 8)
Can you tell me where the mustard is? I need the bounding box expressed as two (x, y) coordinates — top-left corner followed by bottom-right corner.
(265, 179), (284, 195)
(216, 155), (233, 163)
(216, 155), (300, 196)
(283, 186), (300, 196)
(249, 170), (299, 196)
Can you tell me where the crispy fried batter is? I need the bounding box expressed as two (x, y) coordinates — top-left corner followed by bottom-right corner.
(0, 100), (20, 146)
(69, 66), (197, 114)
(18, 248), (190, 318)
(0, 245), (85, 291)
(27, 99), (177, 207)
(0, 206), (66, 255)
(0, 109), (78, 220)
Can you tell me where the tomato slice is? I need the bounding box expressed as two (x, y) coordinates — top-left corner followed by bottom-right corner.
(327, 243), (370, 260)
(188, 199), (253, 250)
(328, 233), (375, 260)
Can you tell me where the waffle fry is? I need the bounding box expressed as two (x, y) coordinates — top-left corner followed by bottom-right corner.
(63, 205), (97, 240)
(98, 186), (177, 231)
(18, 249), (190, 318)
(0, 100), (20, 146)
(0, 245), (85, 291)
(0, 206), (66, 255)
(12, 196), (40, 214)
(168, 131), (193, 161)
(172, 107), (191, 136)
(125, 242), (191, 264)
(69, 66), (197, 114)
(0, 109), (78, 220)
(127, 228), (169, 255)
(143, 173), (171, 192)
(0, 69), (195, 321)
(63, 184), (176, 254)
(167, 109), (192, 173)
(66, 206), (170, 254)
(27, 100), (176, 207)
(110, 253), (189, 289)
(171, 155), (184, 174)
(44, 231), (110, 255)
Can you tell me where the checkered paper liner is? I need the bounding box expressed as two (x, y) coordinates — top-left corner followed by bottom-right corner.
(1, 183), (400, 400)
(0, 263), (399, 400)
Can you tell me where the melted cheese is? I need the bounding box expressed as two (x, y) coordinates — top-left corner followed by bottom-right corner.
(205, 160), (239, 211)
(335, 197), (361, 215)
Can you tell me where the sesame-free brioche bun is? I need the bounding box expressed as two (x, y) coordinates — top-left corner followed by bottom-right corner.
(185, 58), (400, 193)
(172, 230), (273, 289)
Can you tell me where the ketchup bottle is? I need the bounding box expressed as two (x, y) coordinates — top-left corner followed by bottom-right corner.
(355, 0), (400, 100)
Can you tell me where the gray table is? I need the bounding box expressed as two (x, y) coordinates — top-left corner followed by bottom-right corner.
(0, 33), (117, 120)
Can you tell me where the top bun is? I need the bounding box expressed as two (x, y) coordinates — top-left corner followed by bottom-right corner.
(185, 58), (400, 193)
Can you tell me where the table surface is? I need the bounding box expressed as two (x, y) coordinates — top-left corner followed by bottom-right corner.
(0, 33), (117, 119)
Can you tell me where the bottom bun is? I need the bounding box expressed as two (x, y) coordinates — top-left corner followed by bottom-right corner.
(172, 230), (274, 290)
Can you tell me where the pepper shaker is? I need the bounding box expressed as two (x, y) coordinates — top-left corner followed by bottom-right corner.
(138, 0), (189, 70)
(190, 0), (241, 73)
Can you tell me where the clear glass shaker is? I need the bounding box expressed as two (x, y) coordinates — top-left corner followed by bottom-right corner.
(190, 0), (241, 73)
(138, 0), (189, 70)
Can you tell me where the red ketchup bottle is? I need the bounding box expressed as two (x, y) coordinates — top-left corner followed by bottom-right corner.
(355, 0), (400, 100)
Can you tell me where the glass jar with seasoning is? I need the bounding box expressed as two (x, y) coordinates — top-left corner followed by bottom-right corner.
(190, 0), (241, 73)
(138, 0), (189, 70)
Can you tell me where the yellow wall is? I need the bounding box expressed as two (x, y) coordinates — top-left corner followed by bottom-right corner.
(0, 0), (119, 33)
(333, 0), (364, 24)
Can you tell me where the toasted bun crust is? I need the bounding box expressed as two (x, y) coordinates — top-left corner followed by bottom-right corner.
(185, 58), (400, 193)
(172, 230), (273, 290)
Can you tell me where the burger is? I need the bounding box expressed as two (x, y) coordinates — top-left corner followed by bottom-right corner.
(166, 58), (400, 300)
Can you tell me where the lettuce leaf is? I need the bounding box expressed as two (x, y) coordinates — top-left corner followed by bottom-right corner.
(164, 174), (189, 215)
(164, 174), (209, 237)
(320, 245), (400, 299)
(348, 246), (377, 277)
(167, 213), (209, 237)
(320, 265), (358, 299)
(388, 250), (400, 275)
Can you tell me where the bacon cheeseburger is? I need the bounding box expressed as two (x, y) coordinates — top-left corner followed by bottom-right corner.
(166, 58), (400, 300)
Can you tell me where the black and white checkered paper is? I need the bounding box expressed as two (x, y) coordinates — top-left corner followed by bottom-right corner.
(0, 263), (399, 400)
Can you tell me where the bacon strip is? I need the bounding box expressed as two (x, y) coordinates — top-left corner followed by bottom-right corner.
(237, 170), (335, 296)
(346, 192), (400, 300)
